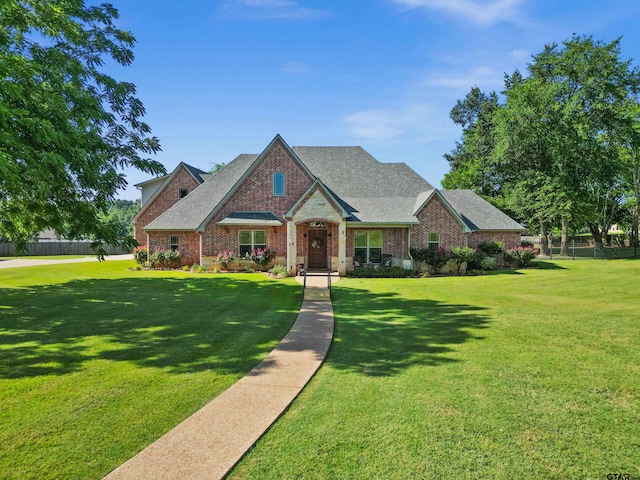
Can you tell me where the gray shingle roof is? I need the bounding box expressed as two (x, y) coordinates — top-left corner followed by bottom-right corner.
(143, 140), (522, 232)
(144, 154), (257, 230)
(293, 147), (432, 223)
(440, 190), (524, 231)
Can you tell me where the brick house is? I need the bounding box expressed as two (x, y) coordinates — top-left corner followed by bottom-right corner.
(134, 134), (523, 275)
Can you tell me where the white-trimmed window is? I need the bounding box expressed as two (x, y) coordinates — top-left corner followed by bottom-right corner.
(354, 230), (383, 264)
(273, 172), (285, 196)
(427, 232), (440, 250)
(239, 230), (267, 256)
(179, 188), (189, 199)
(170, 235), (179, 252)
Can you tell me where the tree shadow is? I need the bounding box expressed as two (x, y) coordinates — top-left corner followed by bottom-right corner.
(0, 276), (302, 379)
(326, 285), (491, 376)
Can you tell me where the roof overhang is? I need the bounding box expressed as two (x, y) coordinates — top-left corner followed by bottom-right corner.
(217, 211), (283, 227)
(345, 222), (419, 228)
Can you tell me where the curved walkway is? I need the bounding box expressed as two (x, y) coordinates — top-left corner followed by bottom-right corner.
(104, 273), (337, 480)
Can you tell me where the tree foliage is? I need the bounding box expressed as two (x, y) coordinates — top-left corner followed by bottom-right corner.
(444, 35), (640, 250)
(0, 0), (165, 254)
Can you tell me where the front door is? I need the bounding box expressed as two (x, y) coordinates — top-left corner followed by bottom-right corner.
(308, 229), (327, 269)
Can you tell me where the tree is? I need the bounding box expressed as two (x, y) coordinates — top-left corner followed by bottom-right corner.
(442, 87), (503, 199)
(99, 199), (140, 237)
(0, 1), (165, 254)
(209, 162), (226, 174)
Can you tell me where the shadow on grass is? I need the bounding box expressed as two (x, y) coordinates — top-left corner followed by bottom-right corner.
(326, 285), (491, 376)
(0, 276), (301, 379)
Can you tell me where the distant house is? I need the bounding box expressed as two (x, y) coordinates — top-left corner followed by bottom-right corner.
(133, 134), (523, 275)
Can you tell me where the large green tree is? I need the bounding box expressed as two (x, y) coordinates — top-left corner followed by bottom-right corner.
(445, 35), (640, 254)
(0, 0), (165, 254)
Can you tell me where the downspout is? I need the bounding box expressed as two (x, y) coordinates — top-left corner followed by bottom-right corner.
(407, 227), (413, 270)
(199, 232), (203, 266)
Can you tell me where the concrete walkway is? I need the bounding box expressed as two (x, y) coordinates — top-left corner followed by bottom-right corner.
(0, 254), (134, 269)
(104, 272), (337, 480)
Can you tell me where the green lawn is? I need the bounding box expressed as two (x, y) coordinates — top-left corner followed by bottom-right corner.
(230, 260), (640, 479)
(0, 261), (302, 480)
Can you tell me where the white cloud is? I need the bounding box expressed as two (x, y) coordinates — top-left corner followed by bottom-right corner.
(343, 104), (432, 140)
(423, 66), (501, 90)
(220, 0), (330, 20)
(509, 48), (529, 60)
(393, 0), (526, 25)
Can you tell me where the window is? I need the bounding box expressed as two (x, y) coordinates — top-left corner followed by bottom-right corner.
(354, 230), (382, 264)
(273, 172), (285, 196)
(179, 188), (189, 199)
(170, 235), (179, 252)
(427, 232), (440, 250)
(239, 230), (267, 256)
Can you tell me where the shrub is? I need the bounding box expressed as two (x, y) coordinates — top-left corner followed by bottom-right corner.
(248, 248), (276, 270)
(269, 264), (290, 278)
(133, 245), (148, 265)
(347, 266), (412, 278)
(410, 247), (428, 274)
(410, 247), (449, 274)
(424, 247), (450, 274)
(148, 250), (181, 269)
(520, 239), (534, 248)
(478, 240), (505, 255)
(479, 256), (496, 270)
(216, 250), (235, 270)
(450, 246), (477, 273)
(505, 246), (538, 267)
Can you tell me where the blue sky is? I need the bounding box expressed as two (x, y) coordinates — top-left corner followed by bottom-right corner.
(110, 0), (640, 200)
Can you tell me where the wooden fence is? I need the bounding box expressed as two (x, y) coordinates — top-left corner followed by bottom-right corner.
(0, 242), (129, 257)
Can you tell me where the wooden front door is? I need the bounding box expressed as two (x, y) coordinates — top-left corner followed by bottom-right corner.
(308, 229), (328, 269)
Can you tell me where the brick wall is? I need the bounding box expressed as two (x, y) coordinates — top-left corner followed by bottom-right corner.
(148, 230), (200, 266)
(412, 196), (467, 249)
(345, 227), (408, 263)
(201, 141), (314, 257)
(135, 166), (201, 245)
(468, 231), (521, 251)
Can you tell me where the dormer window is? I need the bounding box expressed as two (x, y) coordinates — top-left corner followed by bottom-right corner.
(179, 188), (189, 199)
(273, 172), (285, 196)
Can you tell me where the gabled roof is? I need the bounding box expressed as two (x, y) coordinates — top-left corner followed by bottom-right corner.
(141, 135), (523, 233)
(440, 190), (525, 231)
(292, 146), (433, 224)
(413, 189), (472, 232)
(132, 162), (209, 223)
(285, 179), (350, 220)
(144, 153), (258, 230)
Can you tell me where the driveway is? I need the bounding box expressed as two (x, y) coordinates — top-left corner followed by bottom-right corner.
(0, 254), (134, 269)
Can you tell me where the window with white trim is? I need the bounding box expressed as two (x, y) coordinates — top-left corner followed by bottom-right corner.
(354, 230), (382, 264)
(179, 188), (189, 199)
(170, 235), (179, 252)
(427, 232), (440, 250)
(273, 172), (285, 196)
(239, 230), (267, 256)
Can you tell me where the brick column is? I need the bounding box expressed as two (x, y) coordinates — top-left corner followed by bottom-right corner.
(338, 220), (346, 276)
(287, 221), (297, 275)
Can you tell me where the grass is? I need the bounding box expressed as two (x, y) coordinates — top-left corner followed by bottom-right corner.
(0, 260), (302, 480)
(230, 260), (640, 479)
